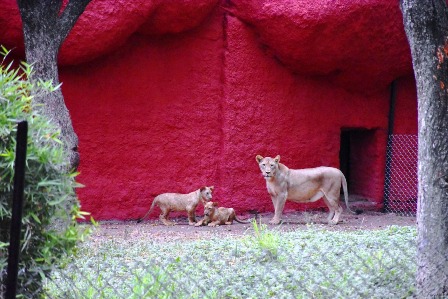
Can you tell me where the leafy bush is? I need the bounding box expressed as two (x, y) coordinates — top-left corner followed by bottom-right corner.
(0, 47), (91, 298)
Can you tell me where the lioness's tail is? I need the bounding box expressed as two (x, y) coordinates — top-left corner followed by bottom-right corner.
(341, 173), (362, 215)
(137, 199), (157, 223)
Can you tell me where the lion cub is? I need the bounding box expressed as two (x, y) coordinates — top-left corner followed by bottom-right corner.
(137, 186), (214, 226)
(195, 201), (251, 227)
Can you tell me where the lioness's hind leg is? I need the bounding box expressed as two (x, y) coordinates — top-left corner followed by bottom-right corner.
(160, 209), (175, 226)
(327, 209), (335, 224)
(227, 212), (235, 225)
(330, 205), (343, 225)
(322, 196), (336, 224)
(324, 185), (344, 225)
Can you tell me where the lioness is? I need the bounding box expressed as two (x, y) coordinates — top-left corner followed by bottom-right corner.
(195, 202), (251, 227)
(256, 155), (357, 225)
(137, 186), (214, 226)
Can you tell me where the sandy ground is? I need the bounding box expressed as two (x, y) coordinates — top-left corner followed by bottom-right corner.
(88, 210), (416, 243)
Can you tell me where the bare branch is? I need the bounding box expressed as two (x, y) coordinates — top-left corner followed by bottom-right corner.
(57, 0), (92, 43)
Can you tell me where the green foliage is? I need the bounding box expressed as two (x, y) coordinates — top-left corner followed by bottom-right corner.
(131, 264), (176, 299)
(0, 46), (91, 298)
(243, 218), (280, 260)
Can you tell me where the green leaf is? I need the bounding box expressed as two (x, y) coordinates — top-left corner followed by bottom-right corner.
(47, 196), (68, 206)
(30, 212), (41, 224)
(37, 180), (62, 187)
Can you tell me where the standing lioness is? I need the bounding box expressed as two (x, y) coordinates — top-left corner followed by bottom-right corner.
(256, 155), (357, 225)
(137, 186), (214, 226)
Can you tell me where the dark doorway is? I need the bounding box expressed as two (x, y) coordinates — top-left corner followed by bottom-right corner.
(339, 128), (383, 201)
(339, 130), (351, 188)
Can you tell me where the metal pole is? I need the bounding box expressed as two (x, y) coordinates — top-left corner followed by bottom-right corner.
(383, 81), (397, 212)
(5, 121), (28, 299)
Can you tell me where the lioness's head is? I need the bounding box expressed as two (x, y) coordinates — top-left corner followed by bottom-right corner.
(256, 155), (280, 179)
(203, 201), (218, 216)
(199, 186), (214, 201)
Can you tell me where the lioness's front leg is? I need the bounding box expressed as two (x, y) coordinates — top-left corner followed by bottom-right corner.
(270, 193), (287, 225)
(194, 219), (205, 227)
(208, 221), (220, 227)
(187, 208), (197, 226)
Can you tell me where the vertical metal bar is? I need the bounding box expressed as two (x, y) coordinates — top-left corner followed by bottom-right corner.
(5, 121), (28, 299)
(383, 81), (397, 212)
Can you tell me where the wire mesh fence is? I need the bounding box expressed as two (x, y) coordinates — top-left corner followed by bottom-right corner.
(40, 223), (418, 299)
(384, 134), (418, 216)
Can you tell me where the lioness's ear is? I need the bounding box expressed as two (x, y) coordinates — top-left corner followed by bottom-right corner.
(274, 155), (280, 163)
(210, 186), (214, 191)
(200, 186), (206, 192)
(256, 155), (264, 163)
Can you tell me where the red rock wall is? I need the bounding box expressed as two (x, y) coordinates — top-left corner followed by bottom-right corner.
(0, 0), (418, 220)
(394, 76), (418, 135)
(61, 8), (225, 220)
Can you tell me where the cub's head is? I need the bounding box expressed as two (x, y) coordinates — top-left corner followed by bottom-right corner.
(256, 155), (280, 179)
(200, 186), (214, 201)
(203, 201), (218, 217)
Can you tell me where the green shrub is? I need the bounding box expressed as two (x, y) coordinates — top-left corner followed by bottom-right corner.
(244, 219), (280, 260)
(0, 47), (91, 298)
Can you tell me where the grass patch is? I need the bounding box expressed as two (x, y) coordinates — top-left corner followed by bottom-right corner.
(44, 224), (417, 298)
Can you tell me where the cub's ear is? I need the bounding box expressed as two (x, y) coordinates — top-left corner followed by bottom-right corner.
(256, 155), (264, 163)
(200, 186), (206, 192)
(274, 155), (280, 163)
(213, 202), (218, 206)
(210, 186), (214, 191)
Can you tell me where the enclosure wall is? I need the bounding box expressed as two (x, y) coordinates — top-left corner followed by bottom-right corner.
(0, 1), (418, 220)
(59, 13), (415, 220)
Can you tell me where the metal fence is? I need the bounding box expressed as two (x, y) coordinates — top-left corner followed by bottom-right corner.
(384, 134), (418, 216)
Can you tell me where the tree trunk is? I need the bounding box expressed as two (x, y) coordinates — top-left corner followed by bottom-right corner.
(400, 0), (448, 297)
(17, 0), (92, 171)
(26, 43), (80, 170)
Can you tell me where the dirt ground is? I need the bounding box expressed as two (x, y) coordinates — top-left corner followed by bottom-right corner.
(89, 210), (416, 243)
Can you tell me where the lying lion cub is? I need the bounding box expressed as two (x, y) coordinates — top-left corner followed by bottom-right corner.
(256, 155), (359, 225)
(137, 186), (214, 226)
(195, 201), (251, 227)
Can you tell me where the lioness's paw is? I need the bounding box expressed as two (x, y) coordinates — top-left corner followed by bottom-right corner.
(328, 220), (338, 226)
(269, 219), (281, 225)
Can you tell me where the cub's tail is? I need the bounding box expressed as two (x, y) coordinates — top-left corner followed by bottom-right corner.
(235, 216), (253, 224)
(137, 198), (157, 223)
